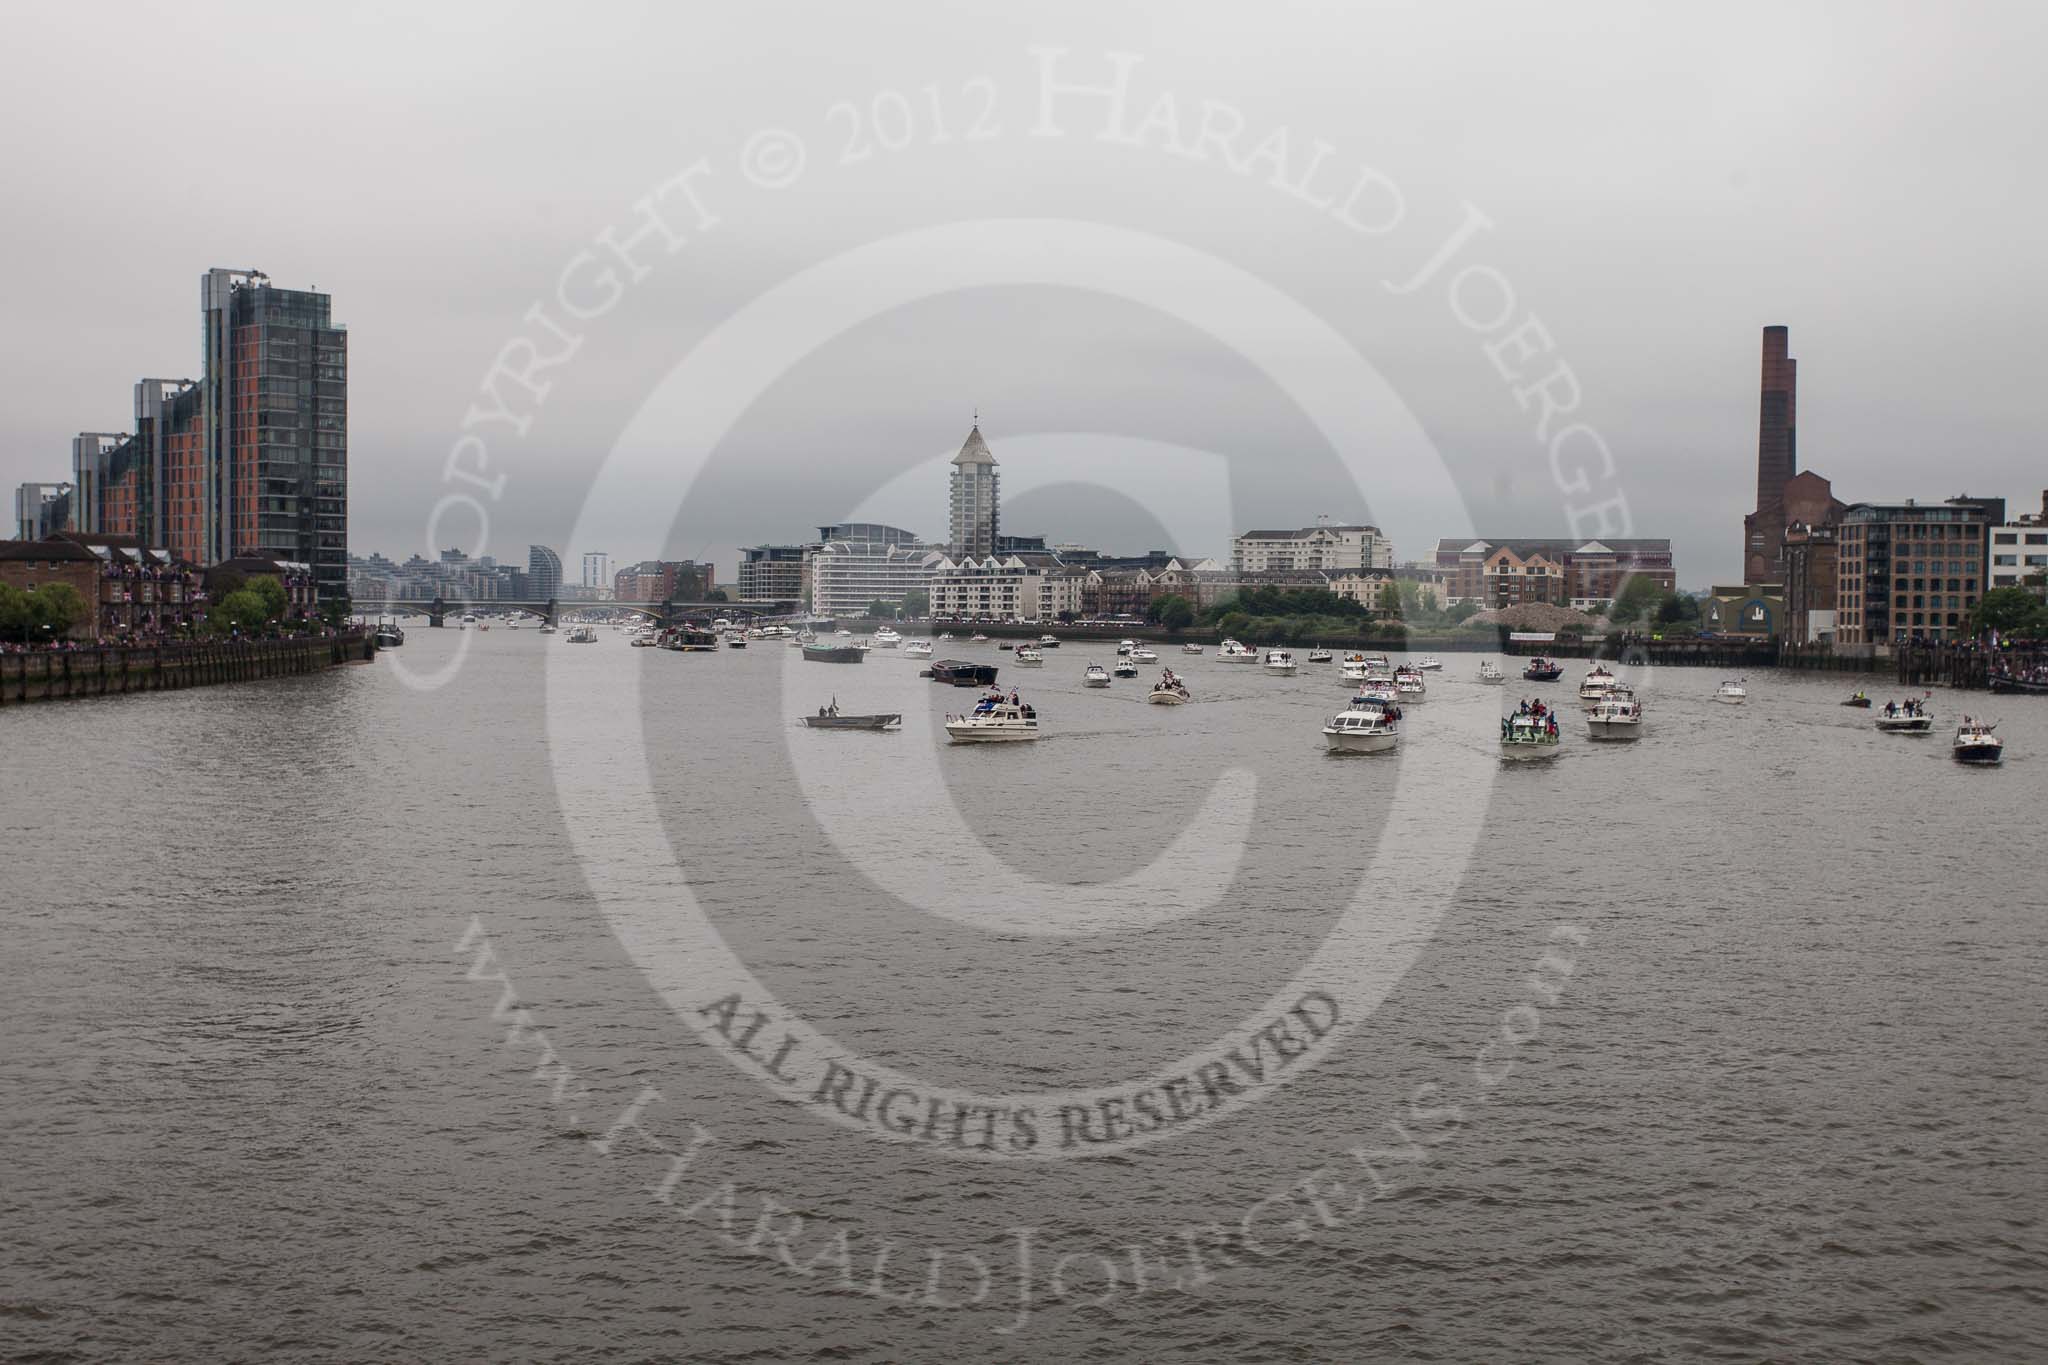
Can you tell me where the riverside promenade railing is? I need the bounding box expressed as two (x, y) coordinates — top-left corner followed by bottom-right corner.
(0, 631), (374, 706)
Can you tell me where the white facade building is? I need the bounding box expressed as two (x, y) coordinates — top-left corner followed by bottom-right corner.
(580, 551), (611, 590)
(927, 554), (1046, 622)
(1232, 523), (1392, 574)
(807, 524), (939, 617)
(1988, 491), (2048, 593)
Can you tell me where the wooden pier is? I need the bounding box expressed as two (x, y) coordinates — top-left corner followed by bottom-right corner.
(0, 631), (373, 706)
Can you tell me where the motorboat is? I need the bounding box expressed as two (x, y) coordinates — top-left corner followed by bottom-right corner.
(1217, 638), (1257, 663)
(802, 641), (864, 664)
(1841, 692), (1872, 708)
(1324, 698), (1400, 754)
(1586, 687), (1644, 740)
(1147, 668), (1193, 704)
(971, 633), (989, 642)
(1714, 679), (1747, 704)
(873, 627), (901, 648)
(1500, 710), (1562, 760)
(1083, 663), (1111, 687)
(1477, 660), (1505, 685)
(944, 695), (1041, 743)
(1874, 700), (1933, 733)
(802, 701), (901, 731)
(997, 641), (1014, 651)
(1014, 646), (1045, 667)
(1952, 718), (2004, 764)
(1038, 634), (1060, 648)
(903, 639), (934, 658)
(1989, 671), (2048, 695)
(836, 628), (854, 637)
(1339, 652), (1370, 682)
(1113, 657), (1139, 678)
(1362, 658), (1396, 689)
(537, 623), (558, 635)
(1578, 664), (1617, 703)
(1116, 639), (1136, 656)
(1181, 643), (1204, 655)
(1306, 647), (1333, 663)
(724, 632), (747, 648)
(929, 659), (998, 687)
(1262, 649), (1298, 675)
(1131, 647), (1159, 663)
(373, 617), (405, 648)
(1415, 656), (1444, 671)
(1394, 664), (1426, 699)
(1523, 657), (1563, 681)
(629, 630), (660, 647)
(792, 629), (816, 646)
(937, 632), (954, 640)
(853, 637), (874, 652)
(567, 626), (598, 644)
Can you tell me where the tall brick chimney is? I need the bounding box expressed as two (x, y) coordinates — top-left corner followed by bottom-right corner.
(1745, 325), (1797, 584)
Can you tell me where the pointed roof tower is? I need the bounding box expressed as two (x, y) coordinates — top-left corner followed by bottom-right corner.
(953, 424), (997, 466)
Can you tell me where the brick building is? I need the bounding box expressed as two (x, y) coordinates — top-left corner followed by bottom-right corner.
(1434, 538), (1675, 608)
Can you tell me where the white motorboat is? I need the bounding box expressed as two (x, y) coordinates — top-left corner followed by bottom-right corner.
(1714, 679), (1747, 704)
(1083, 663), (1111, 687)
(1579, 664), (1617, 703)
(1217, 638), (1257, 663)
(1038, 634), (1060, 648)
(567, 626), (598, 644)
(1415, 656), (1444, 671)
(1875, 700), (1933, 733)
(1147, 668), (1193, 704)
(1116, 639), (1136, 656)
(1181, 643), (1204, 655)
(1306, 647), (1334, 663)
(537, 623), (558, 635)
(1586, 686), (1644, 740)
(971, 633), (989, 642)
(1131, 647), (1158, 663)
(1324, 698), (1400, 753)
(1262, 649), (1298, 675)
(1953, 718), (2003, 764)
(1394, 665), (1427, 700)
(1477, 660), (1505, 685)
(873, 627), (902, 649)
(1339, 652), (1370, 682)
(903, 639), (934, 658)
(1014, 646), (1044, 667)
(1500, 710), (1562, 760)
(1113, 657), (1138, 678)
(944, 696), (1041, 743)
(937, 632), (954, 640)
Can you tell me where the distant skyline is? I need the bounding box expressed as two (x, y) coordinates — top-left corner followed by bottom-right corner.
(5, 4), (2045, 587)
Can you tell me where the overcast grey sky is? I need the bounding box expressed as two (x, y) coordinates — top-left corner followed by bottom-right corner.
(4, 1), (2042, 585)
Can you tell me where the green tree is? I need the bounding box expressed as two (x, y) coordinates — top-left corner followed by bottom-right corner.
(209, 588), (274, 636)
(901, 588), (930, 617)
(0, 584), (29, 641)
(703, 588), (729, 603)
(1609, 574), (1665, 626)
(1656, 590), (1700, 626)
(322, 593), (353, 629)
(864, 598), (895, 620)
(1151, 594), (1195, 631)
(1970, 586), (2048, 636)
(245, 575), (290, 625)
(1443, 600), (1479, 624)
(1376, 580), (1402, 618)
(31, 583), (88, 639)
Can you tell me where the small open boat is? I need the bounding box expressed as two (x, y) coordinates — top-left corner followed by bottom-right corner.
(1841, 693), (1872, 708)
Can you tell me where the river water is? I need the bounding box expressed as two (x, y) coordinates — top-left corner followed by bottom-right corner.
(4, 627), (2044, 1362)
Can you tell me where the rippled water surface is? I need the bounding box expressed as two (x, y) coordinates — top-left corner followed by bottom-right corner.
(4, 629), (2045, 1362)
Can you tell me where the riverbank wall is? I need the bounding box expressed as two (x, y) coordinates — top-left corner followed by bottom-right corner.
(0, 631), (374, 706)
